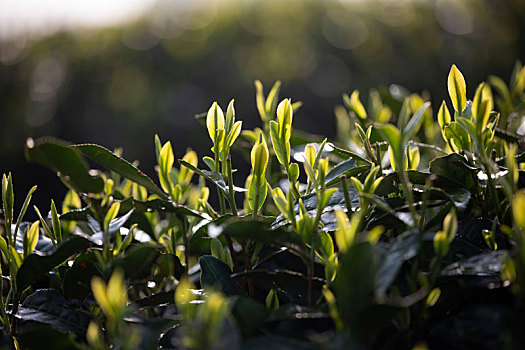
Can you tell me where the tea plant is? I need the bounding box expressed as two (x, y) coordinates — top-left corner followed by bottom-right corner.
(1, 62), (525, 349)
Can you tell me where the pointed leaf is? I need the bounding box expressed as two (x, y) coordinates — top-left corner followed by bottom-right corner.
(25, 138), (104, 193)
(448, 64), (467, 113)
(73, 143), (167, 198)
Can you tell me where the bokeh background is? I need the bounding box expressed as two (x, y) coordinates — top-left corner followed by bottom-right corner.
(1, 0), (524, 211)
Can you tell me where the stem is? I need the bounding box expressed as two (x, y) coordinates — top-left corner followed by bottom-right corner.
(215, 152), (226, 215)
(239, 240), (255, 299)
(226, 156), (238, 216)
(307, 249), (314, 307)
(285, 163), (301, 200)
(418, 177), (433, 232)
(398, 167), (418, 226)
(179, 216), (190, 273)
(340, 175), (353, 219)
(252, 176), (261, 220)
(224, 234), (240, 273)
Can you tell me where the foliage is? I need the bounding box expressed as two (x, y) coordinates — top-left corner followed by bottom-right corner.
(1, 62), (525, 349)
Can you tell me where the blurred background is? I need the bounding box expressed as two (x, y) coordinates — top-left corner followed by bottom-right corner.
(1, 0), (524, 211)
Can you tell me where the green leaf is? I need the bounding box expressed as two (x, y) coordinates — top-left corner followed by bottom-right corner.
(429, 153), (477, 192)
(104, 202), (120, 233)
(206, 102), (225, 142)
(2, 173), (14, 235)
(14, 185), (37, 243)
(444, 122), (471, 150)
(17, 235), (91, 291)
(344, 90), (367, 120)
(222, 220), (309, 260)
(376, 230), (419, 295)
(179, 159), (245, 195)
(318, 230), (334, 257)
(328, 143), (371, 164)
(437, 101), (452, 133)
(402, 102), (431, 145)
(16, 289), (90, 337)
(448, 64), (467, 113)
(73, 143), (167, 199)
(243, 336), (318, 350)
(270, 120), (287, 165)
(225, 99), (235, 134)
(265, 81), (281, 116)
(199, 255), (247, 296)
(24, 221), (39, 257)
(472, 83), (493, 132)
(25, 137), (104, 193)
(50, 200), (62, 242)
(115, 244), (160, 280)
(202, 156), (216, 171)
(276, 99), (293, 142)
(251, 140), (269, 179)
(248, 176), (268, 212)
(225, 121), (242, 149)
(231, 297), (270, 335)
(334, 242), (377, 335)
(255, 80), (267, 121)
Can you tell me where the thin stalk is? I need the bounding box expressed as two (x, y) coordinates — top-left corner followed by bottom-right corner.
(215, 152), (226, 215)
(398, 166), (418, 225)
(307, 248), (315, 307)
(340, 175), (353, 219)
(418, 177), (433, 232)
(239, 240), (255, 298)
(224, 235), (240, 273)
(226, 156), (238, 216)
(252, 176), (261, 220)
(285, 163), (301, 200)
(375, 143), (383, 174)
(179, 216), (190, 274)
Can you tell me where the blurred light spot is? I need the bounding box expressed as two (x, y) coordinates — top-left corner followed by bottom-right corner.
(234, 37), (316, 81)
(166, 0), (218, 31)
(30, 54), (67, 102)
(322, 10), (368, 50)
(122, 26), (160, 50)
(435, 0), (473, 35)
(0, 37), (28, 65)
(237, 0), (309, 36)
(375, 1), (415, 27)
(25, 99), (57, 127)
(305, 55), (351, 98)
(107, 66), (150, 114)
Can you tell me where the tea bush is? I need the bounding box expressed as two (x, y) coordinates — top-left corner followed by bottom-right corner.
(2, 63), (525, 349)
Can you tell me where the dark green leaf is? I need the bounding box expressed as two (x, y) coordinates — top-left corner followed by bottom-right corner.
(62, 252), (99, 301)
(440, 251), (508, 288)
(429, 153), (478, 192)
(17, 235), (91, 291)
(327, 143), (370, 164)
(73, 143), (167, 199)
(115, 244), (161, 280)
(242, 336), (318, 350)
(25, 137), (104, 193)
(231, 297), (270, 335)
(324, 159), (369, 186)
(199, 255), (247, 296)
(16, 289), (90, 337)
(179, 159), (246, 194)
(222, 220), (310, 260)
(376, 230), (419, 295)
